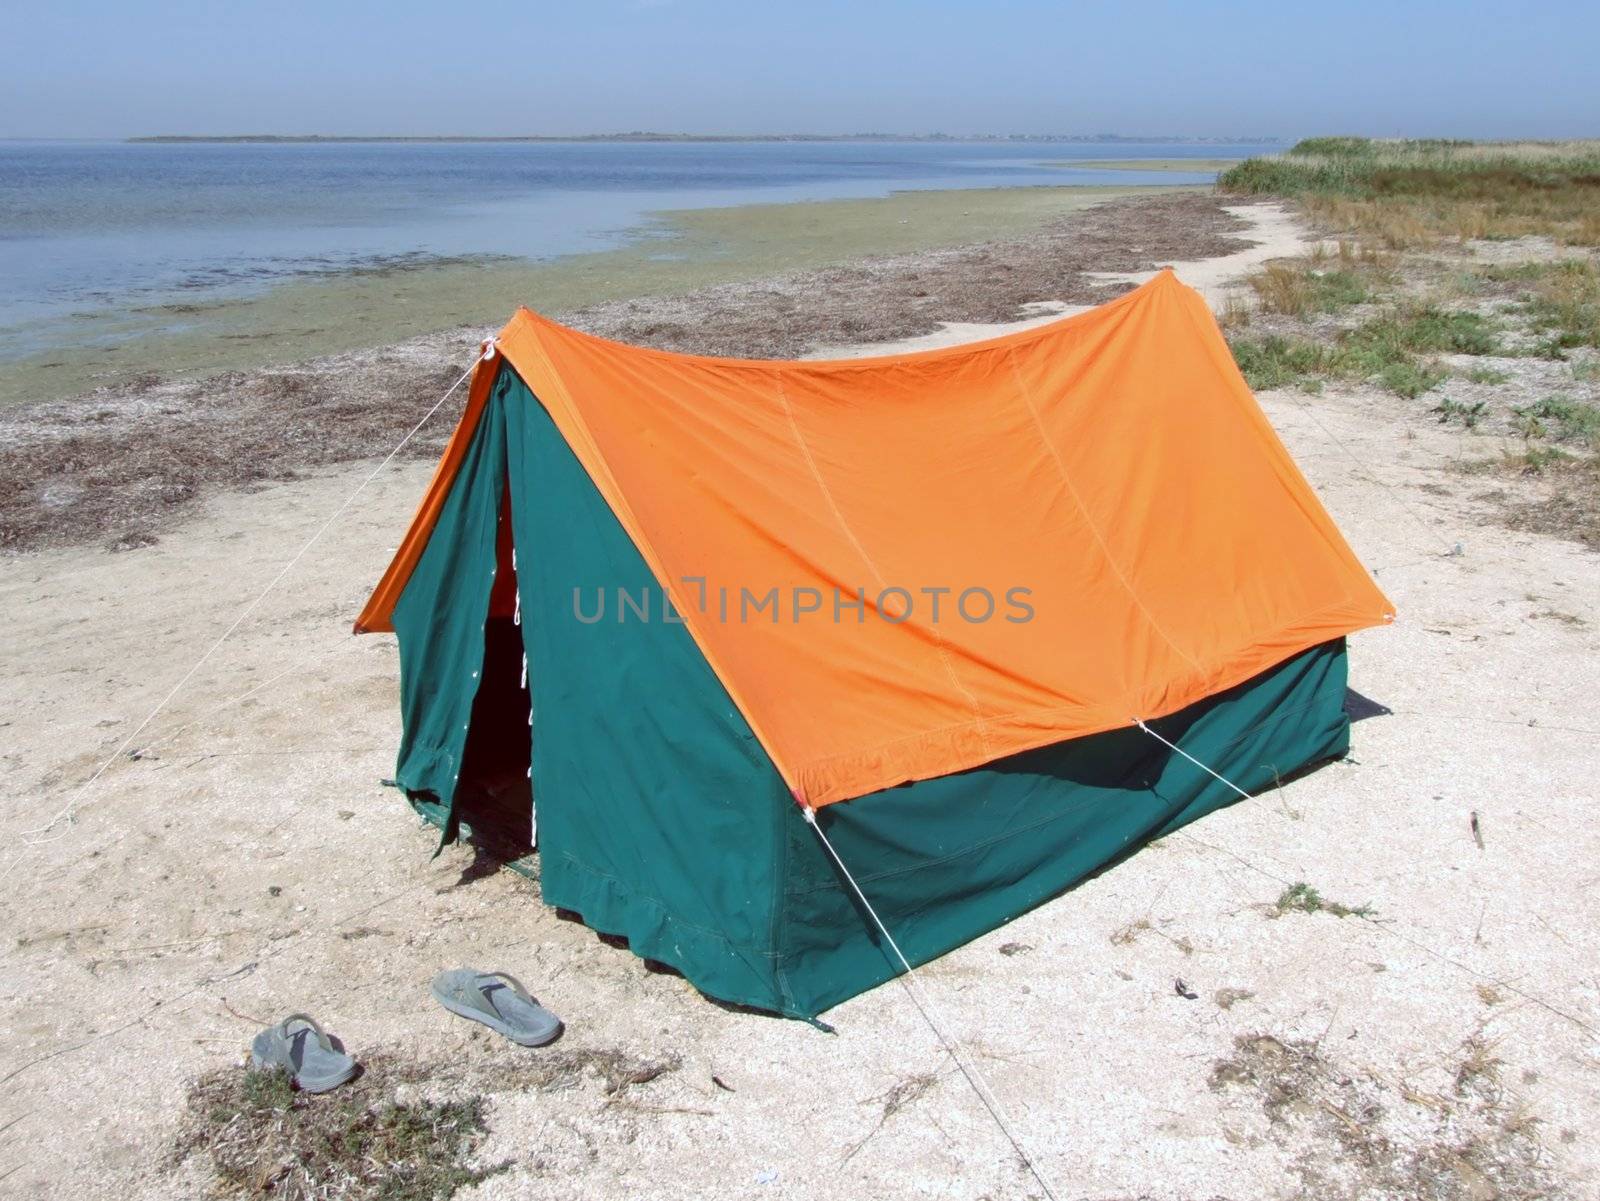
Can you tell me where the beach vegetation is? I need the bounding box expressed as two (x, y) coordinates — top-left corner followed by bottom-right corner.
(1435, 398), (1489, 429)
(1224, 139), (1600, 548)
(1228, 305), (1492, 397)
(1272, 882), (1375, 919)
(1249, 260), (1371, 317)
(174, 1062), (505, 1201)
(1221, 138), (1600, 247)
(1511, 396), (1600, 447)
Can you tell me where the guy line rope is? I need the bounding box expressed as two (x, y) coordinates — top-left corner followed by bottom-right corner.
(800, 802), (1066, 1201)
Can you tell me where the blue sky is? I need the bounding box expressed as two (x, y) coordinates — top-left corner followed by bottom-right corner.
(2, 0), (1596, 139)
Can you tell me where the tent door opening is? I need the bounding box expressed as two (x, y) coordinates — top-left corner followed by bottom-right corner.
(454, 479), (535, 858)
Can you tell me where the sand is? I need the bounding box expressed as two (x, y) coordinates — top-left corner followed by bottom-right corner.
(2, 202), (1598, 1200)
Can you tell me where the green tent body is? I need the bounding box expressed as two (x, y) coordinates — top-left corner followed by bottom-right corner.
(368, 359), (1362, 1022)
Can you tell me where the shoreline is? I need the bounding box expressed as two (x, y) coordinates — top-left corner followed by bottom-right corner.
(0, 188), (1243, 553)
(1, 182), (1195, 408)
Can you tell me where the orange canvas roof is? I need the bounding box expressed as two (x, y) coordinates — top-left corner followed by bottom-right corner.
(358, 270), (1393, 806)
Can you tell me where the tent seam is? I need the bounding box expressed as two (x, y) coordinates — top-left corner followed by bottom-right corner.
(1003, 342), (1208, 684)
(769, 369), (997, 763)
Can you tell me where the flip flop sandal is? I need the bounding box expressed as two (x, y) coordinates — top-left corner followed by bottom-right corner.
(431, 969), (562, 1046)
(249, 1013), (358, 1093)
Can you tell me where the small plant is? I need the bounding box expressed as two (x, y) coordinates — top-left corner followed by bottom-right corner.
(1385, 361), (1448, 399)
(1514, 396), (1600, 446)
(1346, 307), (1502, 358)
(1229, 335), (1334, 391)
(1219, 295), (1252, 330)
(1435, 398), (1489, 428)
(1249, 261), (1371, 316)
(1111, 917), (1152, 945)
(1503, 445), (1576, 473)
(1465, 366), (1510, 385)
(1273, 882), (1375, 919)
(1510, 261), (1600, 355)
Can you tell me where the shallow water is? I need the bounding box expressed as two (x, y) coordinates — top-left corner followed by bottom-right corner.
(0, 139), (1268, 362)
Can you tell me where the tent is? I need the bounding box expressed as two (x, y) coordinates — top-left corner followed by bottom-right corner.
(356, 269), (1393, 1021)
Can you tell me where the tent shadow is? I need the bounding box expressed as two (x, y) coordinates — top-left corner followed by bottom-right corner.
(1343, 687), (1393, 723)
(812, 715), (1355, 963)
(448, 787), (538, 888)
(551, 908), (799, 1023)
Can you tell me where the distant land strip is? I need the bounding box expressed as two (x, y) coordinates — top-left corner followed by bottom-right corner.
(128, 132), (1282, 145)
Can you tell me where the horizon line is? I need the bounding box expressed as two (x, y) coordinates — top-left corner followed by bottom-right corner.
(113, 131), (1284, 145)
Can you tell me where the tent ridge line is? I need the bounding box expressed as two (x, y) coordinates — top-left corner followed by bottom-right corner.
(512, 273), (1168, 376)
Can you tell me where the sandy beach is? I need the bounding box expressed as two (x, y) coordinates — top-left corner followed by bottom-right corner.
(3, 185), (1599, 1201)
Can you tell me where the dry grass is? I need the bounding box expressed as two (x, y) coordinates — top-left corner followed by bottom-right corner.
(1248, 242), (1394, 317)
(1224, 139), (1600, 551)
(173, 1056), (503, 1201)
(1209, 1032), (1562, 1200)
(1495, 453), (1600, 549)
(0, 192), (1248, 555)
(171, 1045), (682, 1199)
(1221, 138), (1600, 248)
(839, 1071), (941, 1164)
(0, 363), (469, 553)
(574, 191), (1246, 358)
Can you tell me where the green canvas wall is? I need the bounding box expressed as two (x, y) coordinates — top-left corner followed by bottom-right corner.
(389, 364), (1353, 1020)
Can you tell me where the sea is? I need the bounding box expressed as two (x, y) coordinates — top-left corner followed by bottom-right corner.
(0, 139), (1274, 362)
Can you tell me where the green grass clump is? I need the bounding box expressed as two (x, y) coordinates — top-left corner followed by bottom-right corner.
(1247, 243), (1394, 317)
(1229, 304), (1493, 397)
(1289, 135), (1381, 158)
(1344, 307), (1501, 358)
(1513, 396), (1600, 446)
(1465, 366), (1511, 384)
(1273, 882), (1375, 919)
(1519, 263), (1600, 355)
(1503, 445), (1577, 473)
(1228, 335), (1336, 391)
(1435, 398), (1489, 428)
(1385, 360), (1449, 399)
(1254, 265), (1370, 315)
